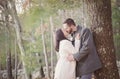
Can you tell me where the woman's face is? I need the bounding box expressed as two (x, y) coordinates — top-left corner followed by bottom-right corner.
(63, 24), (72, 36)
(64, 28), (74, 41)
(64, 27), (72, 37)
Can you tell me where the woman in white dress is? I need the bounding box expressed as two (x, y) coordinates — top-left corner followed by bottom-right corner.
(54, 27), (80, 79)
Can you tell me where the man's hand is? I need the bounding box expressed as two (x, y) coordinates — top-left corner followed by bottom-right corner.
(67, 53), (75, 62)
(75, 33), (80, 40)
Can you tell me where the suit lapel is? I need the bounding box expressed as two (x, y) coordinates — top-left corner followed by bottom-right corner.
(75, 26), (83, 49)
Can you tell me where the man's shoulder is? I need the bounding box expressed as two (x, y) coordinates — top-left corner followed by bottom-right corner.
(82, 27), (91, 34)
(77, 25), (90, 33)
(83, 27), (90, 32)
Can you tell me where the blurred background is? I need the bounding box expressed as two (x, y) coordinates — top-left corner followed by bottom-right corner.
(0, 0), (120, 79)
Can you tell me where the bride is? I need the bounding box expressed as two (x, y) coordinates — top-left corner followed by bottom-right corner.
(54, 26), (80, 79)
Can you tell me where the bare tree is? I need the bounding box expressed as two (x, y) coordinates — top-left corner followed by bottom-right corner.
(7, 0), (28, 79)
(0, 64), (2, 79)
(36, 53), (45, 78)
(41, 19), (50, 79)
(6, 50), (13, 79)
(0, 0), (13, 79)
(50, 16), (54, 79)
(14, 36), (18, 79)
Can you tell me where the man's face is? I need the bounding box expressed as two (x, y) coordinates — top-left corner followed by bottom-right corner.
(71, 25), (77, 32)
(63, 24), (72, 34)
(64, 24), (77, 34)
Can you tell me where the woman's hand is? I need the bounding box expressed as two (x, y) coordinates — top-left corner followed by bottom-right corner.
(67, 53), (75, 62)
(75, 33), (80, 40)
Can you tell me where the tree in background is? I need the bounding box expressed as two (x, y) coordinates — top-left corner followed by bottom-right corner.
(112, 0), (120, 60)
(0, 0), (13, 79)
(0, 0), (29, 79)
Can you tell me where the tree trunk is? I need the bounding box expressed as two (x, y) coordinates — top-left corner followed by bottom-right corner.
(116, 0), (120, 7)
(83, 0), (120, 79)
(4, 3), (13, 79)
(0, 64), (3, 79)
(7, 0), (28, 79)
(41, 20), (50, 79)
(50, 16), (54, 79)
(6, 50), (13, 79)
(36, 53), (45, 78)
(40, 66), (45, 78)
(14, 37), (18, 79)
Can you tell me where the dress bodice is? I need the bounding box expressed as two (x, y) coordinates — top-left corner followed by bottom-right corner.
(59, 40), (80, 58)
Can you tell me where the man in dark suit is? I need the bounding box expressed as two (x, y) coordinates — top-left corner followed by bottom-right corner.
(63, 18), (102, 79)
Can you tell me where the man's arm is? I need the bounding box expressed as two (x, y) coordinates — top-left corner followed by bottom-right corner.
(73, 28), (91, 61)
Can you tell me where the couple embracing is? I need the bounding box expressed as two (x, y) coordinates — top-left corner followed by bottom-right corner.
(54, 18), (102, 79)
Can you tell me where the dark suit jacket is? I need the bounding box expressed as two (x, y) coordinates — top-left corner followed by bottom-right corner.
(73, 26), (102, 77)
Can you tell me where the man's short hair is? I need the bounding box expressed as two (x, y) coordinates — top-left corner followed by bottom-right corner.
(63, 18), (76, 27)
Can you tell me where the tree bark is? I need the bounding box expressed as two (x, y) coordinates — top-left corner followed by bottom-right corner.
(7, 0), (28, 79)
(4, 2), (13, 79)
(116, 0), (120, 7)
(36, 53), (45, 78)
(50, 16), (54, 79)
(0, 64), (3, 79)
(6, 50), (13, 79)
(14, 37), (18, 79)
(83, 0), (120, 79)
(41, 20), (50, 79)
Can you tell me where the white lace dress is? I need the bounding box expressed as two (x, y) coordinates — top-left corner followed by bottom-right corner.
(54, 39), (80, 79)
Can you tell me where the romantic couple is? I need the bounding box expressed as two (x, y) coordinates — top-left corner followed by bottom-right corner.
(54, 18), (102, 79)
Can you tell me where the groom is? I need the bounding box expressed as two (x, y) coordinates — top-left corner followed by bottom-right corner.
(63, 18), (102, 79)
